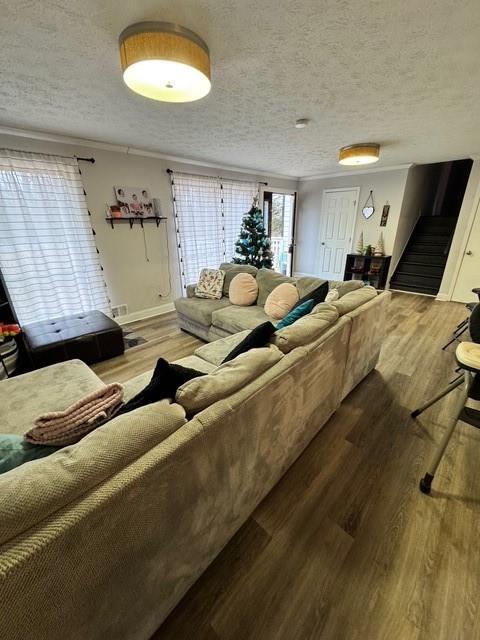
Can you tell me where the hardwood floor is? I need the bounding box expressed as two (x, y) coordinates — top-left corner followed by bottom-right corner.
(92, 313), (204, 384)
(95, 293), (480, 640)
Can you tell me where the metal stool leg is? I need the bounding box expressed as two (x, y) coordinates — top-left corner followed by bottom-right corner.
(419, 371), (473, 494)
(411, 375), (464, 418)
(442, 324), (470, 350)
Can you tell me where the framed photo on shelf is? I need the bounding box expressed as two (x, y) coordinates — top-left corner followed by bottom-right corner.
(114, 186), (154, 217)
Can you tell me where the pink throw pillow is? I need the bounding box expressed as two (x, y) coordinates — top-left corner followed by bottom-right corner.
(264, 283), (299, 319)
(229, 273), (258, 306)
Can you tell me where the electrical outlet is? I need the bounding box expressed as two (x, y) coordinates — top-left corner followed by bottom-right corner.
(112, 304), (128, 318)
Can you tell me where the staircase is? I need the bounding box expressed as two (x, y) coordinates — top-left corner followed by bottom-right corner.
(390, 216), (457, 296)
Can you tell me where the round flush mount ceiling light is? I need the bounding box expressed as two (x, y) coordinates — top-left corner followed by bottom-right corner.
(338, 143), (380, 166)
(119, 22), (211, 103)
(295, 118), (309, 128)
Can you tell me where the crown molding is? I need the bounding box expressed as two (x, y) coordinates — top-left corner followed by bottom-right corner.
(0, 125), (298, 182)
(299, 163), (413, 182)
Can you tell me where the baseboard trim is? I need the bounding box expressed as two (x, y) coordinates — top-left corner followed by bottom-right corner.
(435, 293), (450, 302)
(116, 302), (175, 326)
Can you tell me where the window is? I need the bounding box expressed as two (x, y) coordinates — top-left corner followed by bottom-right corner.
(0, 149), (110, 325)
(170, 171), (258, 288)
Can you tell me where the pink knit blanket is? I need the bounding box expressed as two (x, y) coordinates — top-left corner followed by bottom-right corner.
(25, 383), (124, 447)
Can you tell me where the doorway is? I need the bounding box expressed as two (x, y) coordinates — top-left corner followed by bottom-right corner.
(316, 188), (359, 280)
(263, 191), (296, 276)
(452, 196), (480, 302)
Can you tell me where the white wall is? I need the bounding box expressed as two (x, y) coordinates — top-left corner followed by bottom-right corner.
(295, 168), (410, 278)
(0, 133), (298, 321)
(439, 159), (480, 300)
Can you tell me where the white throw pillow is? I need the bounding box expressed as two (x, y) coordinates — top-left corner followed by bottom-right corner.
(195, 268), (225, 300)
(325, 289), (340, 303)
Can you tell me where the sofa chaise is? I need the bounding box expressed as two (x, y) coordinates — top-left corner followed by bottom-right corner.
(0, 279), (391, 640)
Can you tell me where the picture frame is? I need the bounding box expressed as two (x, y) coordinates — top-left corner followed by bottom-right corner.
(380, 204), (390, 227)
(114, 186), (154, 218)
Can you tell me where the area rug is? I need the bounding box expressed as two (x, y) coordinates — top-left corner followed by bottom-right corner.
(123, 329), (148, 350)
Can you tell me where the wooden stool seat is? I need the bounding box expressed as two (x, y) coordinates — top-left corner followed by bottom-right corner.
(456, 342), (480, 371)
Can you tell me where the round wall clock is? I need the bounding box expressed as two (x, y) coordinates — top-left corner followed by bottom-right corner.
(362, 190), (375, 219)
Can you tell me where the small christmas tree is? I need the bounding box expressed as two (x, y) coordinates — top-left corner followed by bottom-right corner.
(232, 198), (274, 268)
(355, 231), (364, 255)
(374, 231), (385, 256)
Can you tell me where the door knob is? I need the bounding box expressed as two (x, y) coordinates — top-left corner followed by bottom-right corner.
(466, 250), (473, 256)
(321, 242), (325, 246)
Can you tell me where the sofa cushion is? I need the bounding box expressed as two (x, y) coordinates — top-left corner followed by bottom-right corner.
(176, 345), (283, 414)
(256, 268), (296, 306)
(272, 303), (339, 353)
(195, 268), (225, 300)
(296, 275), (327, 299)
(174, 296), (231, 327)
(332, 286), (377, 316)
(0, 359), (105, 437)
(264, 283), (299, 319)
(222, 321), (277, 364)
(0, 399), (187, 544)
(229, 273), (258, 306)
(194, 330), (251, 366)
(329, 279), (364, 297)
(212, 304), (272, 333)
(219, 263), (258, 296)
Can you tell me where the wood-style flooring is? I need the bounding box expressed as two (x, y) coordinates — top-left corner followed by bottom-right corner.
(93, 293), (480, 640)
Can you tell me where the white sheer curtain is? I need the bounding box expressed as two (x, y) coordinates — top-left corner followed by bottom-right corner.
(170, 171), (258, 290)
(221, 178), (259, 261)
(0, 149), (110, 325)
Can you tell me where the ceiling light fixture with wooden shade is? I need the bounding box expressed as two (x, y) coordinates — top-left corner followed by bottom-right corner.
(338, 143), (380, 166)
(119, 22), (211, 103)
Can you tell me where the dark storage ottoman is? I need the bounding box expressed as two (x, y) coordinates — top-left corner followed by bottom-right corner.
(23, 311), (124, 368)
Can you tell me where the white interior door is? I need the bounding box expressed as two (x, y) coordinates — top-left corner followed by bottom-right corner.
(316, 188), (359, 280)
(452, 202), (480, 302)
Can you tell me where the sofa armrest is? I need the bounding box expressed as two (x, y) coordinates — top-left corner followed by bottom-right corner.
(186, 284), (197, 298)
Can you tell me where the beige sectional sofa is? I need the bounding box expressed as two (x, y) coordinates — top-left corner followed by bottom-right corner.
(174, 263), (330, 341)
(0, 281), (391, 640)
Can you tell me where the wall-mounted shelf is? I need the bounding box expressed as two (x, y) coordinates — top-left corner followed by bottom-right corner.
(105, 216), (167, 229)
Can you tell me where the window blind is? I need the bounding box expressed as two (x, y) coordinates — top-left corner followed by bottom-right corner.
(0, 149), (110, 325)
(170, 171), (258, 289)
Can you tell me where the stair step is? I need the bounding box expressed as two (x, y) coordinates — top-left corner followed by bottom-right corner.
(402, 252), (447, 266)
(414, 232), (452, 243)
(417, 216), (457, 229)
(389, 282), (438, 296)
(396, 262), (445, 278)
(407, 242), (447, 258)
(391, 273), (441, 289)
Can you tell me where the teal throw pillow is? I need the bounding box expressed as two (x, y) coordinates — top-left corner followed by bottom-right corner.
(0, 434), (59, 474)
(276, 299), (315, 329)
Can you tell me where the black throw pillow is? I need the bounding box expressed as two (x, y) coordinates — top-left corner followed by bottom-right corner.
(117, 358), (205, 415)
(292, 281), (328, 311)
(221, 321), (277, 364)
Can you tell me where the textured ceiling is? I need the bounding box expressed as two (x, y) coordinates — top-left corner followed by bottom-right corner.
(0, 0), (479, 177)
